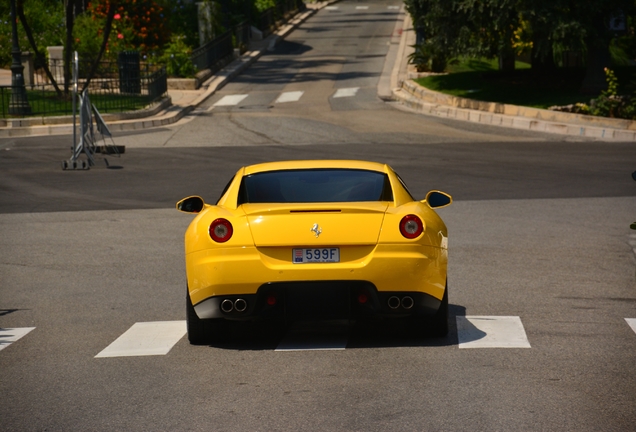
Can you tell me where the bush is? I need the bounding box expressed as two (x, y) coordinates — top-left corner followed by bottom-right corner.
(157, 34), (195, 78)
(408, 42), (447, 73)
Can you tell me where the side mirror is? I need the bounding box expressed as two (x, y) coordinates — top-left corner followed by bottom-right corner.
(424, 190), (452, 208)
(176, 196), (205, 213)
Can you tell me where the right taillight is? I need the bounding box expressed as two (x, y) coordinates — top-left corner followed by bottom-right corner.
(399, 215), (423, 239)
(209, 218), (233, 242)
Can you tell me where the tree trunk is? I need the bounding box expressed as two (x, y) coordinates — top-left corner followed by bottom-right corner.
(16, 0), (62, 97)
(64, 0), (77, 96)
(81, 1), (118, 93)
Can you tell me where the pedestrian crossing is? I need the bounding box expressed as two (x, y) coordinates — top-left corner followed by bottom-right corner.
(3, 317), (636, 356)
(211, 87), (361, 110)
(324, 5), (401, 11)
(0, 327), (35, 352)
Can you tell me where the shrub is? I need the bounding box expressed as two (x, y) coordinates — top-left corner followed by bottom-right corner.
(157, 34), (195, 78)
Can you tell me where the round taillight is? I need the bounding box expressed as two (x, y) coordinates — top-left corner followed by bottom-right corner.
(209, 218), (233, 242)
(399, 215), (423, 239)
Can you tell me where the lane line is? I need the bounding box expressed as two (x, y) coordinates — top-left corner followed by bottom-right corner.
(95, 321), (186, 358)
(325, 6), (338, 10)
(275, 91), (304, 103)
(213, 94), (248, 106)
(0, 327), (35, 352)
(457, 316), (531, 348)
(356, 6), (369, 9)
(333, 87), (360, 98)
(626, 318), (636, 335)
(387, 5), (400, 9)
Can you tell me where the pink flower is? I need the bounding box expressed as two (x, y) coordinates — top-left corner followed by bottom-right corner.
(114, 13), (121, 20)
(117, 33), (124, 39)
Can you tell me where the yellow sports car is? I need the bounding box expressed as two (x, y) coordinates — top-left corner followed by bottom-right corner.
(177, 160), (451, 344)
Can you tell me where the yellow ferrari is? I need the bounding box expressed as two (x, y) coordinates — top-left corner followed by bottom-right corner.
(177, 160), (451, 344)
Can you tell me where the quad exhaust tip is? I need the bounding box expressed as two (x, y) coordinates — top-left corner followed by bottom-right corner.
(387, 296), (414, 310)
(221, 298), (247, 313)
(221, 299), (234, 313)
(234, 298), (247, 312)
(388, 296), (400, 309)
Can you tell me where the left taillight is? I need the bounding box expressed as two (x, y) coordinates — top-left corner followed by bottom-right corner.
(209, 218), (233, 243)
(399, 215), (423, 239)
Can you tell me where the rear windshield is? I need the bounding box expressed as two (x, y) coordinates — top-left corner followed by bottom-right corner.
(238, 169), (393, 204)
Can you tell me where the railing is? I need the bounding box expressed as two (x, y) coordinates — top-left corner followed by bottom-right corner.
(191, 0), (306, 72)
(190, 21), (252, 72)
(0, 57), (167, 119)
(191, 30), (234, 72)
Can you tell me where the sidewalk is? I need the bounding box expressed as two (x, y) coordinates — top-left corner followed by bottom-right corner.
(2, 4), (635, 141)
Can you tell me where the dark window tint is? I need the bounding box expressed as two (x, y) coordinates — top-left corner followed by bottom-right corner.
(238, 169), (393, 204)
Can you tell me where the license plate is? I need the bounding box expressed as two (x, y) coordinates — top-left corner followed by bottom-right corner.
(293, 248), (340, 263)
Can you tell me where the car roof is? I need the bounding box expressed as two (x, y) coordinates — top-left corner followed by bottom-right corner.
(242, 160), (389, 175)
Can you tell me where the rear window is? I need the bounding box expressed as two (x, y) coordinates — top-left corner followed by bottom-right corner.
(238, 169), (393, 204)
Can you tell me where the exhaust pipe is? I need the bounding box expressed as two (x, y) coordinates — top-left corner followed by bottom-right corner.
(388, 296), (400, 309)
(220, 299), (234, 313)
(401, 296), (414, 309)
(234, 298), (247, 312)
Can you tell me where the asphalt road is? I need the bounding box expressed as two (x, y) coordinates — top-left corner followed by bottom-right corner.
(1, 1), (636, 431)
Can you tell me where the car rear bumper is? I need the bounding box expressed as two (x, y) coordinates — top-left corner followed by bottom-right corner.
(187, 243), (447, 319)
(193, 281), (443, 320)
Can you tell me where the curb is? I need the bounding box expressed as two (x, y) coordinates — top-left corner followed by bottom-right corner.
(0, 3), (326, 138)
(393, 82), (636, 141)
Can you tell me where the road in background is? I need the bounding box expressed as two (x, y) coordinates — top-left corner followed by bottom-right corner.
(1, 1), (635, 430)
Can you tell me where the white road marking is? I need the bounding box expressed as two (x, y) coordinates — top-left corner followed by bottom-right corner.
(626, 318), (636, 335)
(95, 321), (186, 358)
(457, 316), (531, 348)
(276, 326), (348, 351)
(325, 6), (338, 10)
(387, 5), (400, 9)
(333, 87), (359, 98)
(275, 91), (304, 103)
(356, 6), (369, 9)
(0, 327), (35, 352)
(213, 94), (248, 106)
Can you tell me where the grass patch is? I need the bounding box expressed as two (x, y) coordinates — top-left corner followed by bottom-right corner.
(1, 89), (152, 118)
(415, 58), (591, 109)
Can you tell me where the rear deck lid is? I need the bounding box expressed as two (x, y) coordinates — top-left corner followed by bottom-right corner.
(242, 203), (389, 246)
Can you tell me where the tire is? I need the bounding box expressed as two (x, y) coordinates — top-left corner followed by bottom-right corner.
(409, 283), (449, 338)
(186, 288), (229, 345)
(428, 285), (449, 337)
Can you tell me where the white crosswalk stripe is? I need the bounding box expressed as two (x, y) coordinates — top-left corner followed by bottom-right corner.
(457, 316), (531, 348)
(276, 331), (347, 351)
(213, 94), (248, 106)
(626, 318), (636, 335)
(0, 327), (35, 352)
(275, 91), (304, 103)
(95, 321), (186, 358)
(91, 316), (535, 355)
(333, 87), (359, 98)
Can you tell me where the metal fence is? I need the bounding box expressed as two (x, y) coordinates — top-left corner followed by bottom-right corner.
(191, 21), (251, 72)
(0, 56), (167, 119)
